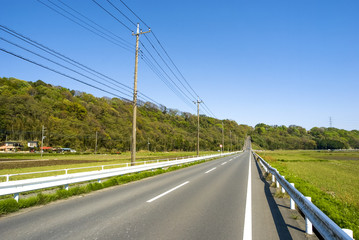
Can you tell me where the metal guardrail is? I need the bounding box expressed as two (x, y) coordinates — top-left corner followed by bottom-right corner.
(0, 152), (237, 201)
(0, 155), (206, 182)
(253, 151), (353, 240)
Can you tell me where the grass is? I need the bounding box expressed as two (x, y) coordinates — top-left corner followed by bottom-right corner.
(0, 158), (211, 215)
(258, 150), (359, 239)
(0, 151), (218, 181)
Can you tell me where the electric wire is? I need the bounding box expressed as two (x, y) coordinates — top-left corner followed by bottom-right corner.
(105, 0), (137, 27)
(91, 0), (133, 32)
(51, 0), (133, 49)
(143, 34), (197, 100)
(0, 25), (160, 106)
(140, 53), (195, 110)
(37, 0), (133, 52)
(118, 0), (217, 117)
(56, 0), (132, 47)
(140, 42), (195, 109)
(0, 37), (134, 99)
(0, 48), (129, 100)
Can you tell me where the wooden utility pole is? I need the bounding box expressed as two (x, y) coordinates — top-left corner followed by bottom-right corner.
(222, 122), (224, 153)
(131, 23), (150, 166)
(194, 99), (203, 156)
(95, 131), (98, 154)
(41, 125), (45, 158)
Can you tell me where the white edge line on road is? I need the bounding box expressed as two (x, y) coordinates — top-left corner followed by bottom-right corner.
(221, 162), (227, 165)
(205, 167), (216, 174)
(146, 181), (190, 203)
(243, 152), (252, 240)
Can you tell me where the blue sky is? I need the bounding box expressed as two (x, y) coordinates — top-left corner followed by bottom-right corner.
(1, 0), (358, 130)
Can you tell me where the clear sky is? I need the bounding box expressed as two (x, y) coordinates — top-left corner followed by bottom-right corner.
(1, 0), (358, 130)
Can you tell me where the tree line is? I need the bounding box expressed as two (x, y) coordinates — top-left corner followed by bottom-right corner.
(1, 77), (358, 152)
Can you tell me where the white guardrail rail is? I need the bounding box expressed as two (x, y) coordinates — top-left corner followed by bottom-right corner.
(253, 151), (354, 240)
(0, 152), (237, 201)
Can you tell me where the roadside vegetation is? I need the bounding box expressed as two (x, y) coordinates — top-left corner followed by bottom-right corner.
(259, 150), (359, 239)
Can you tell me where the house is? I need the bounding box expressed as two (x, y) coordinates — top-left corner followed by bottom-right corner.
(28, 141), (38, 152)
(0, 142), (23, 152)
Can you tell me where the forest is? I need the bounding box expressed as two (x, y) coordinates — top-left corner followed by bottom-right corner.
(1, 77), (358, 152)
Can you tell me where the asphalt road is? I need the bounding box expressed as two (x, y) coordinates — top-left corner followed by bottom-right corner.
(0, 151), (305, 239)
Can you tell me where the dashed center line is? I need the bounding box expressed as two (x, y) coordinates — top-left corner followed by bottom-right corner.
(205, 167), (217, 174)
(221, 162), (227, 165)
(147, 181), (190, 203)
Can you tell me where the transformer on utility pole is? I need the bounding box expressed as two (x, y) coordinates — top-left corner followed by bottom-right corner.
(131, 23), (150, 166)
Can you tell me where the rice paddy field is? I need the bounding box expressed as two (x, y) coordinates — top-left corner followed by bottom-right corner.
(258, 150), (359, 239)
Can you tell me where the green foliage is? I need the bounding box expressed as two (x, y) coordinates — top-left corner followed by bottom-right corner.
(251, 124), (359, 150)
(0, 77), (247, 152)
(0, 198), (19, 214)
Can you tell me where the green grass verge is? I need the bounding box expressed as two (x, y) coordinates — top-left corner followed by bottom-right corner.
(259, 150), (359, 239)
(0, 159), (209, 216)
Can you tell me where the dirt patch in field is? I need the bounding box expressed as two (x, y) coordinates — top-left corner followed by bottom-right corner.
(0, 159), (112, 170)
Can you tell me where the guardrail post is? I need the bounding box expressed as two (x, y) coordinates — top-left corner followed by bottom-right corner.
(305, 197), (313, 234)
(101, 166), (104, 171)
(6, 174), (10, 182)
(290, 183), (295, 210)
(276, 177), (280, 188)
(342, 229), (353, 239)
(281, 176), (286, 193)
(144, 161), (146, 165)
(272, 174), (275, 183)
(126, 163), (129, 167)
(157, 160), (159, 163)
(64, 184), (69, 190)
(65, 169), (68, 175)
(14, 193), (19, 202)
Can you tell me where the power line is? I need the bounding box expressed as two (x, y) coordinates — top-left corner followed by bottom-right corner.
(117, 0), (217, 117)
(56, 0), (132, 47)
(91, 0), (133, 32)
(37, 0), (133, 52)
(0, 37), (134, 99)
(105, 0), (137, 27)
(0, 48), (129, 100)
(0, 25), (160, 106)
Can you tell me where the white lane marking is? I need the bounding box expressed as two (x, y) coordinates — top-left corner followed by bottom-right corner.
(205, 167), (217, 174)
(243, 153), (252, 240)
(221, 162), (227, 165)
(146, 181), (190, 203)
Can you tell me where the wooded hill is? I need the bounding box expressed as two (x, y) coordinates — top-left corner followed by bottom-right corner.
(1, 77), (358, 152)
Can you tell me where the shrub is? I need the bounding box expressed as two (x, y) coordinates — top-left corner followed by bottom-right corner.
(0, 199), (19, 214)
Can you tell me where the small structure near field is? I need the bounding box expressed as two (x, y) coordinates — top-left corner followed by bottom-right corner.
(0, 142), (23, 152)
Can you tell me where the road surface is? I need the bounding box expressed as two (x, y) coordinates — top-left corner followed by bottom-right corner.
(0, 151), (311, 239)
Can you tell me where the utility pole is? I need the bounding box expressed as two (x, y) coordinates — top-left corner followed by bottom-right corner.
(194, 99), (203, 156)
(329, 117), (332, 128)
(131, 23), (150, 166)
(230, 130), (232, 152)
(222, 121), (224, 153)
(41, 125), (45, 158)
(95, 131), (98, 154)
(147, 138), (150, 152)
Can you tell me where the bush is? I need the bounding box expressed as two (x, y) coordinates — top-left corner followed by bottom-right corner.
(0, 199), (19, 214)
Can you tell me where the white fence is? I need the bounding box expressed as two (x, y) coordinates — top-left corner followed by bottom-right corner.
(0, 152), (237, 201)
(253, 151), (354, 240)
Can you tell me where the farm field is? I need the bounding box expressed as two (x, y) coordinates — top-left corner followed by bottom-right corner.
(258, 150), (359, 239)
(0, 151), (218, 181)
